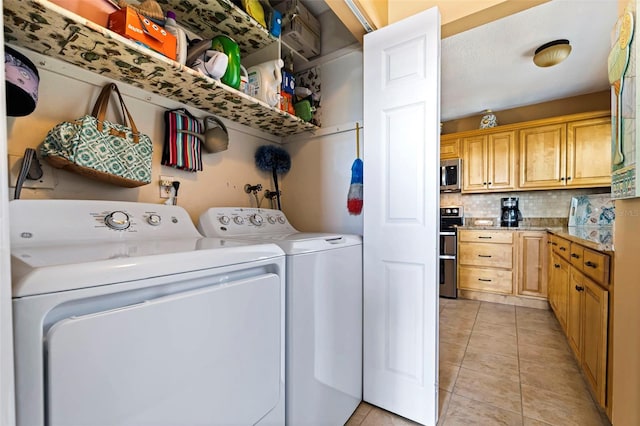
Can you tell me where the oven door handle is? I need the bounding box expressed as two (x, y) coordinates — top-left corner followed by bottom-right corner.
(439, 255), (456, 260)
(439, 231), (456, 236)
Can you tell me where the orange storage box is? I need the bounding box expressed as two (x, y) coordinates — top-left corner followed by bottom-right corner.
(108, 7), (177, 61)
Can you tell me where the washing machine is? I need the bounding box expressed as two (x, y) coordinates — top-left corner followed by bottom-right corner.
(198, 207), (362, 426)
(10, 200), (285, 426)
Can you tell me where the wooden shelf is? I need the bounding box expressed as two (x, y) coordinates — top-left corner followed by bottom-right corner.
(3, 0), (319, 136)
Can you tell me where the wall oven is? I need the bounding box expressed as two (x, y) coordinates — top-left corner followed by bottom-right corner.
(440, 158), (462, 192)
(439, 206), (463, 298)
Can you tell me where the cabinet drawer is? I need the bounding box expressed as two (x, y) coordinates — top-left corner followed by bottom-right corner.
(570, 244), (584, 270)
(582, 248), (610, 286)
(459, 266), (513, 294)
(459, 230), (513, 244)
(551, 236), (571, 260)
(459, 242), (513, 268)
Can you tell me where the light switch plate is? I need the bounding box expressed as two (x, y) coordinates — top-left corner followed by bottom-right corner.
(8, 154), (56, 189)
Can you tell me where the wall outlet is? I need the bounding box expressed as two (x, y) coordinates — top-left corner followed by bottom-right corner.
(8, 154), (56, 189)
(159, 175), (174, 198)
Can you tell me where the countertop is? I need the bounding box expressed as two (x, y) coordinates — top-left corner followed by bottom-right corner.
(457, 225), (614, 252)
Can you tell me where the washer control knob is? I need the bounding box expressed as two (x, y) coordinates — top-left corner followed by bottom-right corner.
(277, 216), (286, 224)
(105, 211), (130, 230)
(267, 216), (276, 224)
(233, 216), (245, 225)
(219, 215), (230, 225)
(147, 214), (161, 226)
(250, 214), (263, 226)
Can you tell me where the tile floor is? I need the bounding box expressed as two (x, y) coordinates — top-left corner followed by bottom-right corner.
(346, 298), (610, 426)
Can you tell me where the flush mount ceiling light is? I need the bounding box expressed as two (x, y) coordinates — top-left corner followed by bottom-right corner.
(533, 39), (572, 67)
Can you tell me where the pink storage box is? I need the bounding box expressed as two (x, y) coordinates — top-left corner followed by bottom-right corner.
(48, 0), (117, 27)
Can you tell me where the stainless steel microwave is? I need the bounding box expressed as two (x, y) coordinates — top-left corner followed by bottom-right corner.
(440, 159), (461, 192)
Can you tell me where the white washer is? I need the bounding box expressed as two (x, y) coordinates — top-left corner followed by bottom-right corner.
(10, 200), (285, 426)
(198, 207), (362, 426)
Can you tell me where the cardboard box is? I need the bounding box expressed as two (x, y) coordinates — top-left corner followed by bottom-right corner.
(281, 71), (295, 95)
(282, 16), (320, 59)
(280, 92), (295, 115)
(108, 7), (177, 61)
(49, 0), (117, 27)
(275, 0), (320, 37)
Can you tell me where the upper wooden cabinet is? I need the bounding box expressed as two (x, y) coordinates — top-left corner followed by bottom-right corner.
(461, 131), (516, 192)
(441, 111), (611, 193)
(520, 115), (611, 189)
(440, 137), (461, 159)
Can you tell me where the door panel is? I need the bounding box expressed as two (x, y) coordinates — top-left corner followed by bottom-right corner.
(462, 135), (486, 191)
(488, 131), (516, 190)
(567, 118), (612, 187)
(519, 124), (566, 188)
(363, 6), (440, 425)
(582, 277), (608, 406)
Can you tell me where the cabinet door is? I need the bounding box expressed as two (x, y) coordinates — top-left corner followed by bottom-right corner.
(462, 135), (487, 192)
(518, 231), (548, 297)
(567, 117), (611, 187)
(582, 277), (609, 406)
(440, 138), (460, 159)
(519, 124), (566, 189)
(567, 268), (583, 360)
(487, 131), (517, 190)
(549, 253), (570, 331)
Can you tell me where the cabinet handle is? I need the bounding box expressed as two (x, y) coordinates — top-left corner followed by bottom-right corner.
(575, 285), (584, 292)
(478, 236), (492, 239)
(554, 264), (561, 268)
(551, 242), (558, 246)
(559, 247), (566, 251)
(585, 261), (597, 268)
(567, 176), (572, 180)
(478, 254), (492, 258)
(488, 182), (492, 185)
(561, 177), (565, 181)
(571, 253), (579, 258)
(478, 278), (492, 282)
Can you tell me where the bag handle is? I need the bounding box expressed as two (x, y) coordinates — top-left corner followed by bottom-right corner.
(91, 83), (141, 143)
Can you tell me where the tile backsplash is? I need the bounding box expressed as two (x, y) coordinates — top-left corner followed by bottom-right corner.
(441, 188), (611, 221)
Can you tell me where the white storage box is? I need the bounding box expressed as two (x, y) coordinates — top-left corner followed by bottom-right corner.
(282, 15), (320, 59)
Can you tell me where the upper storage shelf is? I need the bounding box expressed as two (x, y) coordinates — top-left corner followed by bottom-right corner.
(3, 0), (319, 136)
(157, 0), (275, 56)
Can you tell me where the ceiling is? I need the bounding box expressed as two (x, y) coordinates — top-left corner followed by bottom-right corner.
(301, 0), (619, 122)
(441, 0), (619, 121)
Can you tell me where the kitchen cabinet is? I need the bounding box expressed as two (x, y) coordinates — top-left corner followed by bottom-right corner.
(517, 231), (548, 298)
(548, 251), (570, 331)
(3, 0), (318, 136)
(548, 232), (611, 408)
(461, 131), (516, 192)
(440, 137), (460, 159)
(458, 229), (514, 294)
(519, 115), (611, 189)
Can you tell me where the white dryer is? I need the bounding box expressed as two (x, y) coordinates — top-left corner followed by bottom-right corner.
(198, 207), (362, 426)
(10, 200), (285, 426)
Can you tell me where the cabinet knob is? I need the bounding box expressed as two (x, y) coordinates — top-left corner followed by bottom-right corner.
(585, 261), (597, 268)
(571, 253), (579, 258)
(561, 177), (565, 181)
(488, 182), (492, 185)
(559, 247), (566, 251)
(554, 264), (561, 268)
(575, 285), (585, 292)
(567, 176), (572, 180)
(483, 182), (487, 185)
(551, 242), (558, 246)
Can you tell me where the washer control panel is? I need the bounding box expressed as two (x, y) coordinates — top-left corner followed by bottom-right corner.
(199, 207), (296, 237)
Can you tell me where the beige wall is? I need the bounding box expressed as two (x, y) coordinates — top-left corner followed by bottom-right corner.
(441, 91), (611, 134)
(7, 58), (280, 225)
(612, 198), (640, 426)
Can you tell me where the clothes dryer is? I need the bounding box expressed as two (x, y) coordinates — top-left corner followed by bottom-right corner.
(198, 207), (362, 425)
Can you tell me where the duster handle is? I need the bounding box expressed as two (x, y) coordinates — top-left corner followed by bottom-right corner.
(273, 167), (282, 210)
(356, 122), (360, 158)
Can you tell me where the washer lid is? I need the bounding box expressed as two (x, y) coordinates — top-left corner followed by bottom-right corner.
(11, 237), (284, 297)
(224, 233), (363, 255)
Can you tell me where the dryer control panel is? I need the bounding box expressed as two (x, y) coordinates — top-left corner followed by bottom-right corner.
(198, 207), (297, 237)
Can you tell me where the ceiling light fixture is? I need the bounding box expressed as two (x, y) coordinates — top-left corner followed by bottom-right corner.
(343, 0), (374, 33)
(533, 39), (572, 67)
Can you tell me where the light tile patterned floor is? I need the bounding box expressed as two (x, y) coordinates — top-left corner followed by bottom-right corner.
(346, 298), (610, 426)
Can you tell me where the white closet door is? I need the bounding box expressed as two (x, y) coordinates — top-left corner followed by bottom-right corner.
(363, 6), (441, 425)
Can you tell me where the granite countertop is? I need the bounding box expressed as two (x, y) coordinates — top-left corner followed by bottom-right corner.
(456, 225), (614, 252)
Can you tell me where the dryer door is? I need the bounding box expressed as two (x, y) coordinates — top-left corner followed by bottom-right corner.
(45, 273), (282, 426)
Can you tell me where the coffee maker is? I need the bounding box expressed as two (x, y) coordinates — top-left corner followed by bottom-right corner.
(500, 197), (523, 227)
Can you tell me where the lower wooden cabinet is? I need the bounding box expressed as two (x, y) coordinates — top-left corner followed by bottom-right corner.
(517, 231), (548, 297)
(548, 233), (611, 409)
